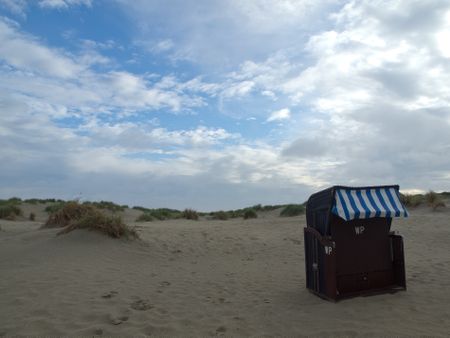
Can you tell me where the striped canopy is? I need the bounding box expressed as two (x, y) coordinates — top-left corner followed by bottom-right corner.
(331, 186), (409, 221)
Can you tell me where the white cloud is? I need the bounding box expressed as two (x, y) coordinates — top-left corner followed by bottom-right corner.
(116, 0), (338, 68)
(267, 108), (291, 122)
(79, 120), (240, 150)
(219, 0), (450, 192)
(230, 0), (325, 31)
(435, 10), (450, 58)
(0, 0), (27, 16)
(221, 80), (255, 98)
(0, 69), (328, 209)
(0, 18), (211, 115)
(152, 39), (174, 53)
(2, 0), (450, 209)
(38, 0), (92, 9)
(0, 18), (84, 78)
(0, 0), (91, 16)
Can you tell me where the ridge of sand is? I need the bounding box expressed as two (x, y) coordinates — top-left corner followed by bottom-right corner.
(1, 204), (450, 336)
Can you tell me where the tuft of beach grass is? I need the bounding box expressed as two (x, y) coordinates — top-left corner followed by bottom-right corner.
(43, 201), (138, 239)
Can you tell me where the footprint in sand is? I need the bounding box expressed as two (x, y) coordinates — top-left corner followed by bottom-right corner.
(130, 299), (153, 311)
(109, 315), (129, 325)
(216, 326), (227, 333)
(101, 291), (118, 299)
(93, 328), (103, 335)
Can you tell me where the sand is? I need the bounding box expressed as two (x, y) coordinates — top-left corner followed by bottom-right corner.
(1, 203), (450, 337)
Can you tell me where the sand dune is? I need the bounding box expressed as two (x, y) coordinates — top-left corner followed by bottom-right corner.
(1, 204), (450, 337)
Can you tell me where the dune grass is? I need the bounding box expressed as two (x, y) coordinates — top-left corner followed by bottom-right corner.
(43, 201), (138, 238)
(24, 198), (41, 205)
(44, 201), (87, 226)
(0, 198), (20, 206)
(0, 204), (22, 220)
(83, 200), (127, 212)
(251, 204), (286, 212)
(136, 213), (154, 222)
(243, 209), (258, 219)
(280, 204), (305, 217)
(425, 191), (446, 210)
(5, 197), (22, 204)
(0, 198), (23, 220)
(135, 208), (182, 221)
(400, 191), (446, 210)
(182, 208), (199, 220)
(45, 200), (127, 214)
(400, 193), (424, 208)
(58, 211), (137, 238)
(45, 201), (67, 214)
(22, 198), (64, 205)
(211, 211), (229, 220)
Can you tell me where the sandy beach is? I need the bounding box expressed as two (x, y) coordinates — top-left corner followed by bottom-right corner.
(1, 203), (450, 337)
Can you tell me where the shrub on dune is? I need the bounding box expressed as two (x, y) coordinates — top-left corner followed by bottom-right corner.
(252, 204), (262, 211)
(45, 201), (67, 214)
(425, 190), (446, 211)
(182, 208), (199, 220)
(24, 198), (40, 205)
(212, 211), (229, 220)
(151, 209), (177, 220)
(225, 210), (241, 218)
(45, 201), (94, 228)
(243, 209), (257, 219)
(400, 194), (423, 208)
(425, 190), (439, 205)
(83, 200), (126, 212)
(43, 201), (138, 238)
(136, 213), (154, 222)
(431, 200), (446, 210)
(43, 198), (64, 203)
(7, 197), (22, 204)
(280, 204), (305, 217)
(135, 208), (181, 221)
(0, 204), (22, 220)
(58, 211), (137, 238)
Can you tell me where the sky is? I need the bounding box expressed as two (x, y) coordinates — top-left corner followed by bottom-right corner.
(1, 0), (450, 210)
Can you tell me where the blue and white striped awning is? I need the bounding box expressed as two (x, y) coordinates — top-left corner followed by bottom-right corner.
(331, 186), (409, 221)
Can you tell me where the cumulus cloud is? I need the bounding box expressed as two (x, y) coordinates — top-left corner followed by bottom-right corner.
(79, 120), (240, 151)
(218, 0), (450, 192)
(0, 90), (321, 209)
(151, 39), (174, 53)
(0, 18), (211, 116)
(221, 80), (255, 98)
(38, 0), (92, 9)
(0, 18), (83, 78)
(267, 108), (291, 122)
(0, 0), (91, 16)
(0, 0), (27, 16)
(2, 0), (450, 209)
(282, 137), (329, 158)
(116, 0), (338, 68)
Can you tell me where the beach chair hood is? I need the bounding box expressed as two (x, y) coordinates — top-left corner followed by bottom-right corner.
(331, 185), (409, 221)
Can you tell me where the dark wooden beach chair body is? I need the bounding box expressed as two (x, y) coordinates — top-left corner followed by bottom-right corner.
(304, 185), (407, 301)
